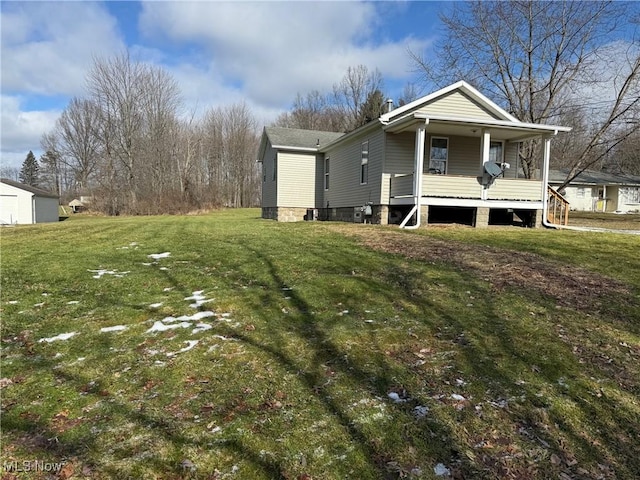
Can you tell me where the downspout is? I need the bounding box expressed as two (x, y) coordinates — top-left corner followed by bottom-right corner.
(541, 133), (558, 229)
(402, 120), (427, 229)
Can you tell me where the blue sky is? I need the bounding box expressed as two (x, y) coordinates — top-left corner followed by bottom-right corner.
(1, 0), (447, 169)
(2, 1), (635, 171)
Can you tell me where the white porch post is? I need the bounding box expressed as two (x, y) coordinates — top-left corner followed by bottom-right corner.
(401, 121), (427, 229)
(541, 136), (551, 200)
(480, 129), (491, 200)
(414, 123), (426, 203)
(540, 136), (552, 223)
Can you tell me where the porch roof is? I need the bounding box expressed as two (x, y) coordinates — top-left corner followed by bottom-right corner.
(382, 112), (571, 142)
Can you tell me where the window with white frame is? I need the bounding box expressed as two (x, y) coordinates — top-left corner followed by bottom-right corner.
(576, 187), (586, 198)
(622, 187), (640, 203)
(429, 137), (448, 174)
(324, 158), (330, 190)
(360, 141), (369, 184)
(489, 140), (504, 165)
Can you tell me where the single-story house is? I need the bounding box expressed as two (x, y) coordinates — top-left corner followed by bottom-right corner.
(549, 169), (640, 213)
(258, 81), (571, 228)
(0, 178), (60, 224)
(69, 196), (92, 213)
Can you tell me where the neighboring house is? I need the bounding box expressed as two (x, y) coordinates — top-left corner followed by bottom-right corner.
(0, 178), (60, 225)
(258, 81), (571, 228)
(549, 169), (640, 213)
(69, 196), (92, 213)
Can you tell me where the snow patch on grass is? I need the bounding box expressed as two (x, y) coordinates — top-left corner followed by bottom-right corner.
(89, 269), (130, 279)
(38, 332), (77, 343)
(167, 340), (199, 357)
(100, 325), (128, 333)
(148, 252), (171, 260)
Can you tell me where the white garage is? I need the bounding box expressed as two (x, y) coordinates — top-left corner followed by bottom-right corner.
(1, 178), (59, 224)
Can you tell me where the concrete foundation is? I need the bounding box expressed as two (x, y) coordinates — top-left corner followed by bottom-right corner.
(262, 207), (310, 222)
(474, 207), (490, 228)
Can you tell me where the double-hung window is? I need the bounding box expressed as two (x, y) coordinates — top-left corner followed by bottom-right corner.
(360, 141), (369, 184)
(429, 137), (448, 174)
(324, 158), (330, 190)
(489, 140), (504, 166)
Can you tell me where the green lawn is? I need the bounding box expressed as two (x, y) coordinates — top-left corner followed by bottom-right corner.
(2, 210), (639, 479)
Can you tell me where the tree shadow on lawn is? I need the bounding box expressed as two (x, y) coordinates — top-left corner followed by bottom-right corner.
(229, 235), (640, 478)
(3, 229), (639, 479)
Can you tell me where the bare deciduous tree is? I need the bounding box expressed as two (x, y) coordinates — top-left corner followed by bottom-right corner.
(274, 64), (388, 133)
(46, 97), (102, 191)
(86, 52), (182, 213)
(332, 65), (384, 131)
(410, 0), (640, 183)
(201, 102), (260, 208)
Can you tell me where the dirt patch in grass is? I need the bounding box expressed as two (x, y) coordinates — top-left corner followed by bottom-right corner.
(332, 225), (634, 314)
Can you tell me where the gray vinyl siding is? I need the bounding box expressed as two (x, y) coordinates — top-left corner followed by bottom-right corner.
(277, 151), (317, 207)
(442, 135), (481, 176)
(382, 132), (415, 202)
(417, 91), (500, 120)
(315, 154), (326, 208)
(323, 129), (384, 208)
(261, 143), (277, 208)
(503, 142), (519, 179)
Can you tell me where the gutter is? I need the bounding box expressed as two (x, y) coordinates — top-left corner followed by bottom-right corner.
(541, 131), (568, 230)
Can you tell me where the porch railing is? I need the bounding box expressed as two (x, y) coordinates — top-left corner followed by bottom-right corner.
(389, 174), (543, 202)
(547, 186), (570, 226)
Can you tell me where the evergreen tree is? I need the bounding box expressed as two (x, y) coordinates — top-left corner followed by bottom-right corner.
(358, 89), (386, 126)
(19, 151), (39, 186)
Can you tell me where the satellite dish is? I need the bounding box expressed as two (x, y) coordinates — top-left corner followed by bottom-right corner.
(484, 162), (503, 178)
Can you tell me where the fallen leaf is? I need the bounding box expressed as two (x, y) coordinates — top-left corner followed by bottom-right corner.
(57, 462), (74, 479)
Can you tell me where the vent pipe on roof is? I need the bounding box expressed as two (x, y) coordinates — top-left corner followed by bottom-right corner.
(386, 99), (393, 113)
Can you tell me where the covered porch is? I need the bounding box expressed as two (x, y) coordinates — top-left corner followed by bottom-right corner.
(382, 112), (570, 228)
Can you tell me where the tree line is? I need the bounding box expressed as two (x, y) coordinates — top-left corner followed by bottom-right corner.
(32, 53), (261, 215)
(17, 57), (394, 215)
(7, 1), (639, 215)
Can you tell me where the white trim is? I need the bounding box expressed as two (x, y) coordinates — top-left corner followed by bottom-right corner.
(360, 140), (369, 185)
(428, 136), (449, 175)
(391, 196), (543, 209)
(324, 157), (330, 191)
(385, 112), (571, 135)
(401, 123), (427, 229)
(380, 81), (519, 123)
(489, 140), (504, 164)
(270, 145), (319, 152)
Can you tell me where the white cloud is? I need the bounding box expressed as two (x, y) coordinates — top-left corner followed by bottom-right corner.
(1, 2), (125, 167)
(1, 2), (125, 96)
(1, 95), (60, 168)
(139, 1), (429, 108)
(0, 1), (434, 168)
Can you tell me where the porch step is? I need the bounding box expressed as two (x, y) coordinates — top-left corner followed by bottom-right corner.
(547, 186), (569, 226)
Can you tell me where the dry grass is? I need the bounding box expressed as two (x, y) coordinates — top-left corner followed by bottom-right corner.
(568, 211), (640, 230)
(2, 210), (639, 479)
